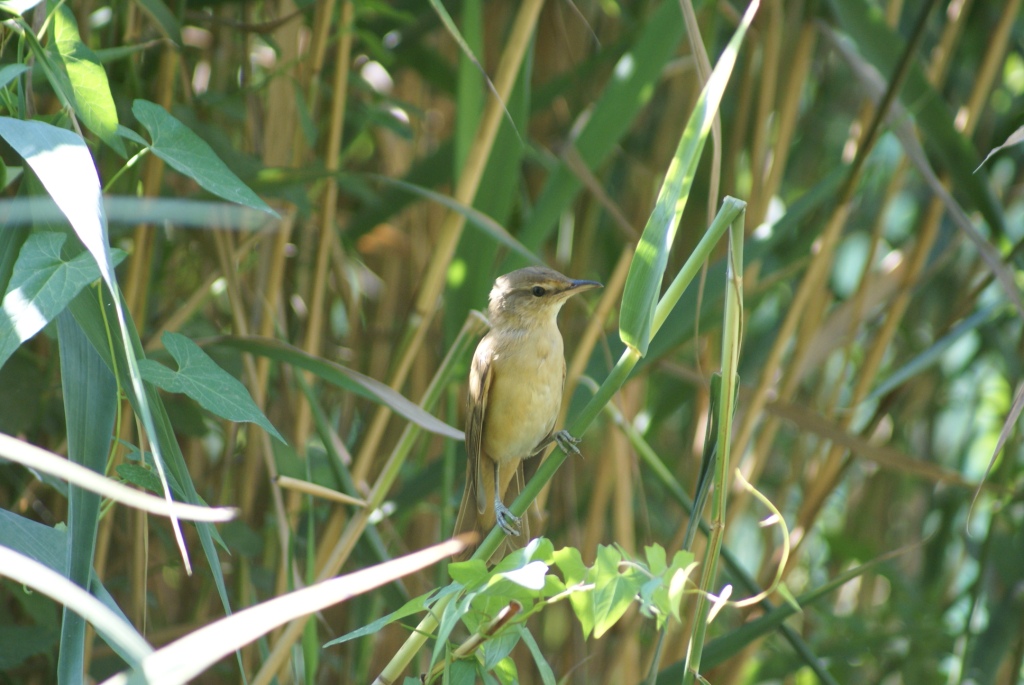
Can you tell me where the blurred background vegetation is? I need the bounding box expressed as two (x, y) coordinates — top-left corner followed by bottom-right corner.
(2, 0), (1024, 683)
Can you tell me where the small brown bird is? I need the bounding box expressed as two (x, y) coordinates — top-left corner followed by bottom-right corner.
(453, 266), (602, 560)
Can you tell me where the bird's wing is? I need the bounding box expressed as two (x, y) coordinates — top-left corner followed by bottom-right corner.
(528, 354), (567, 459)
(466, 336), (494, 515)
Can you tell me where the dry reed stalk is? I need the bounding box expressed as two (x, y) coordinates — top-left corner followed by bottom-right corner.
(748, 0), (782, 226)
(732, 198), (853, 484)
(238, 2), (312, 670)
(142, 234), (264, 352)
(791, 0), (1020, 559)
(680, 0), (722, 220)
(726, 45), (756, 202)
(795, 198), (943, 545)
(293, 0), (355, 452)
(131, 507), (147, 630)
(761, 19), (815, 218)
(927, 0), (975, 84)
(732, 0), (923, 491)
(124, 47), (177, 323)
(350, 0), (546, 485)
(210, 229), (293, 576)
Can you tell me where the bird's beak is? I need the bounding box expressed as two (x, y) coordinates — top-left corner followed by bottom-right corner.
(569, 279), (603, 292)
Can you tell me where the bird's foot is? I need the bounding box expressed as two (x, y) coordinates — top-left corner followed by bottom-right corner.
(554, 429), (582, 456)
(494, 500), (521, 537)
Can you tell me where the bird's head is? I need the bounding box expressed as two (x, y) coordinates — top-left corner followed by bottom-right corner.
(487, 266), (602, 328)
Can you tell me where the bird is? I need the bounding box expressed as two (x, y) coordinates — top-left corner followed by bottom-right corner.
(453, 266), (602, 561)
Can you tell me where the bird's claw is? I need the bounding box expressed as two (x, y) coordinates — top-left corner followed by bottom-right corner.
(494, 501), (521, 537)
(554, 429), (582, 456)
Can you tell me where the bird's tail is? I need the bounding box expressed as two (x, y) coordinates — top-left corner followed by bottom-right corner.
(451, 464), (532, 563)
(452, 477), (482, 562)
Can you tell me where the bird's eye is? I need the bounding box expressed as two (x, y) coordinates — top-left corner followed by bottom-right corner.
(531, 286), (546, 297)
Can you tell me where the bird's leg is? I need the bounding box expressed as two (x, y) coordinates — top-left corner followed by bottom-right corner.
(553, 429), (581, 456)
(492, 461), (521, 536)
(534, 429), (583, 457)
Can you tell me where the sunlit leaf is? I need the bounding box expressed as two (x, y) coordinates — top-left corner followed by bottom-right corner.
(0, 232), (105, 368)
(51, 4), (125, 156)
(0, 229), (127, 370)
(499, 561), (548, 591)
(591, 544), (645, 639)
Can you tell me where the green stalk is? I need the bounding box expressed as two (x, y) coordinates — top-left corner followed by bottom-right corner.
(683, 206), (745, 684)
(652, 197), (745, 336)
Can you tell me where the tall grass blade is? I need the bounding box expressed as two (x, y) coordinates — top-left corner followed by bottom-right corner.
(619, 1), (759, 355)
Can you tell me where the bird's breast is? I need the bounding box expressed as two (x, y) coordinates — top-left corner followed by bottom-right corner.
(483, 326), (565, 464)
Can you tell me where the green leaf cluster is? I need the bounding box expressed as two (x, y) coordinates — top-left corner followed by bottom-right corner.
(327, 538), (695, 681)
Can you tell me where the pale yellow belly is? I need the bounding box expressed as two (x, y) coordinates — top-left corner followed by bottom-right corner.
(482, 334), (564, 465)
